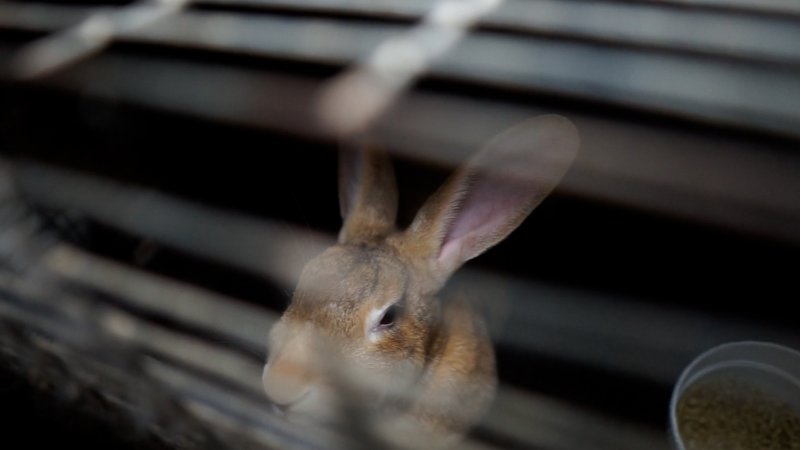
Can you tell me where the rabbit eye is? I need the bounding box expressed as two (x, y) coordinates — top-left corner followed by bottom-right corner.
(375, 303), (399, 331)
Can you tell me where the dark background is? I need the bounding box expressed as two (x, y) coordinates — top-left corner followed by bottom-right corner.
(2, 2), (800, 446)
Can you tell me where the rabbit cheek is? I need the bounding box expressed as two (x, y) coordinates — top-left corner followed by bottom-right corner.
(366, 336), (427, 404)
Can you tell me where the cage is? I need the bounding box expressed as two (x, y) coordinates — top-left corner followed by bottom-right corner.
(1, 1), (799, 449)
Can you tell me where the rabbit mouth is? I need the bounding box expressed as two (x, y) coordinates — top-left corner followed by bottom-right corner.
(276, 386), (348, 426)
(269, 389), (311, 418)
(278, 383), (400, 425)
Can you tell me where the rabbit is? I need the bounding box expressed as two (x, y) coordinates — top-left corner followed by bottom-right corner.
(262, 114), (579, 449)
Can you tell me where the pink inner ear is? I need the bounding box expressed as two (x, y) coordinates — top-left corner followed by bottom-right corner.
(432, 114), (579, 268)
(439, 173), (533, 264)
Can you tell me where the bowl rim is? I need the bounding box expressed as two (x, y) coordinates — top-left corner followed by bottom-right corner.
(668, 340), (800, 450)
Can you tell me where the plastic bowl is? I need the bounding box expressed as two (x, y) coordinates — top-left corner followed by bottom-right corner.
(669, 341), (800, 450)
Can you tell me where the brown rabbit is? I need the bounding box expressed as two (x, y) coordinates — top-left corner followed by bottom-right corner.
(262, 115), (579, 448)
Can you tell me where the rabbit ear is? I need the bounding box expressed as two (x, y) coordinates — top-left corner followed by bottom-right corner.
(338, 140), (398, 244)
(402, 115), (579, 282)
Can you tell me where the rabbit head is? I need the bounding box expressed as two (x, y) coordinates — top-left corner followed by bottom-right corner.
(262, 115), (579, 448)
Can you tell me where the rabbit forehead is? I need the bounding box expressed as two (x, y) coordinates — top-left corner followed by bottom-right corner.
(287, 245), (407, 332)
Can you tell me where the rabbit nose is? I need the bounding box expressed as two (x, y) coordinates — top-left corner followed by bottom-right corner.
(262, 354), (314, 409)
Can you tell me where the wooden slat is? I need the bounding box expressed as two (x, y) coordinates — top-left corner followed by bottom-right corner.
(661, 0), (800, 16)
(125, 10), (800, 134)
(0, 1), (91, 32)
(3, 3), (800, 138)
(145, 359), (359, 450)
(485, 385), (670, 450)
(43, 244), (279, 352)
(15, 163), (334, 287)
(196, 0), (800, 19)
(99, 309), (265, 394)
(196, 0), (800, 64)
(458, 268), (800, 384)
